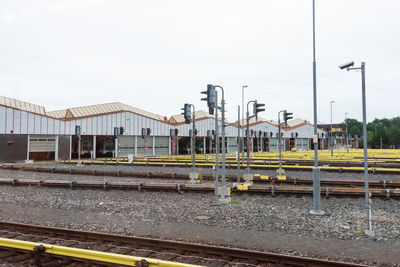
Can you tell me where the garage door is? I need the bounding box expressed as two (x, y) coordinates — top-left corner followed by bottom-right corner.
(137, 136), (153, 156)
(119, 136), (135, 157)
(227, 137), (237, 153)
(269, 138), (279, 152)
(154, 136), (169, 156)
(29, 135), (56, 152)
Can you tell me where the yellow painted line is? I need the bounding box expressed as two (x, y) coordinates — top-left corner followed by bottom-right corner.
(0, 238), (203, 267)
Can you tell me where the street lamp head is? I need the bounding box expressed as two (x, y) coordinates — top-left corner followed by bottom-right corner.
(242, 85), (248, 89)
(339, 61), (355, 70)
(330, 100), (335, 104)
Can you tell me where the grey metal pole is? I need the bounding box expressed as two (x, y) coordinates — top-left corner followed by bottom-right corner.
(345, 113), (349, 153)
(311, 0), (322, 214)
(237, 105), (240, 183)
(214, 93), (219, 202)
(78, 135), (81, 162)
(361, 62), (371, 231)
(241, 86), (247, 166)
(330, 100), (334, 156)
(191, 105), (196, 178)
(246, 109), (250, 181)
(278, 112), (282, 176)
(221, 90), (226, 196)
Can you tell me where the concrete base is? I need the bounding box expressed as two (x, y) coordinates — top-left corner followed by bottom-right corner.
(189, 172), (199, 182)
(218, 197), (232, 204)
(309, 209), (326, 216)
(365, 230), (375, 238)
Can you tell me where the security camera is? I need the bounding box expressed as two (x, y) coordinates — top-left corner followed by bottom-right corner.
(338, 61), (355, 70)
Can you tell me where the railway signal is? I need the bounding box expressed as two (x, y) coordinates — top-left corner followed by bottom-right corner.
(283, 110), (293, 125)
(201, 85), (217, 115)
(253, 101), (265, 120)
(181, 103), (191, 124)
(119, 127), (125, 135)
(181, 103), (198, 183)
(75, 126), (81, 162)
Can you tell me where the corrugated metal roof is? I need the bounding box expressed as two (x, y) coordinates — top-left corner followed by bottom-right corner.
(235, 117), (277, 127)
(169, 110), (214, 124)
(47, 102), (167, 122)
(0, 95), (46, 115)
(286, 118), (308, 127)
(47, 109), (67, 118)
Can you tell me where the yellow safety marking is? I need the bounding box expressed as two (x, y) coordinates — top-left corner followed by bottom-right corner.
(260, 175), (269, 180)
(237, 184), (249, 191)
(277, 176), (287, 181)
(0, 238), (203, 267)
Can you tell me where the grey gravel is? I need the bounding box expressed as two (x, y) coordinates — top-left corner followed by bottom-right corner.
(1, 164), (400, 265)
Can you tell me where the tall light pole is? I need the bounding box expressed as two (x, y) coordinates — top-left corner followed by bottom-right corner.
(339, 61), (373, 234)
(330, 100), (335, 156)
(310, 0), (324, 215)
(246, 100), (255, 183)
(241, 85), (248, 166)
(345, 112), (349, 152)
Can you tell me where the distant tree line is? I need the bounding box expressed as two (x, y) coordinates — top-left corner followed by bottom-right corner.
(345, 117), (400, 148)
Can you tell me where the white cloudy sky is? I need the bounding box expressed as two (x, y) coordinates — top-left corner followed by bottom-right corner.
(0, 0), (399, 124)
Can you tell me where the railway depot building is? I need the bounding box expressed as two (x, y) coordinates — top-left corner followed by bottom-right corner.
(0, 96), (325, 162)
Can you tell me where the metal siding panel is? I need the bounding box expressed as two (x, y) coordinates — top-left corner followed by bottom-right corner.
(13, 109), (21, 134)
(116, 113), (121, 128)
(27, 113), (34, 134)
(112, 114), (117, 128)
(0, 106), (5, 134)
(53, 119), (59, 135)
(70, 120), (76, 136)
(6, 108), (13, 134)
(48, 118), (54, 135)
(34, 115), (40, 134)
(41, 116), (47, 134)
(20, 111), (27, 134)
(107, 115), (112, 135)
(91, 117), (96, 135)
(100, 116), (105, 135)
(59, 120), (64, 135)
(129, 113), (134, 135)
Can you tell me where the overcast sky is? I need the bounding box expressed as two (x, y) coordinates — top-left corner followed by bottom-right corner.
(0, 0), (399, 124)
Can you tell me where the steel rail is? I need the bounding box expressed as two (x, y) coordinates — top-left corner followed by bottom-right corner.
(2, 164), (400, 188)
(0, 178), (399, 199)
(0, 221), (367, 267)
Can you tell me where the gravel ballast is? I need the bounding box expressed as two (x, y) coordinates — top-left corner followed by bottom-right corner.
(0, 165), (400, 265)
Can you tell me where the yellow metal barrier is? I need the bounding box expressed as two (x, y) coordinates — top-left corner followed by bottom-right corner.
(0, 237), (204, 267)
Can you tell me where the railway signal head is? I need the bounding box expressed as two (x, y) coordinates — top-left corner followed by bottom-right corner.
(283, 110), (293, 125)
(181, 103), (191, 124)
(119, 127), (125, 135)
(253, 100), (265, 120)
(194, 129), (198, 136)
(147, 128), (151, 136)
(114, 127), (119, 138)
(170, 129), (175, 137)
(141, 128), (146, 138)
(175, 129), (179, 136)
(75, 125), (81, 136)
(201, 84), (217, 115)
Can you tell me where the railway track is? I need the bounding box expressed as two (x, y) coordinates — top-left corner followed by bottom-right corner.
(58, 158), (400, 174)
(62, 160), (400, 174)
(2, 163), (400, 189)
(0, 221), (368, 266)
(1, 177), (399, 199)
